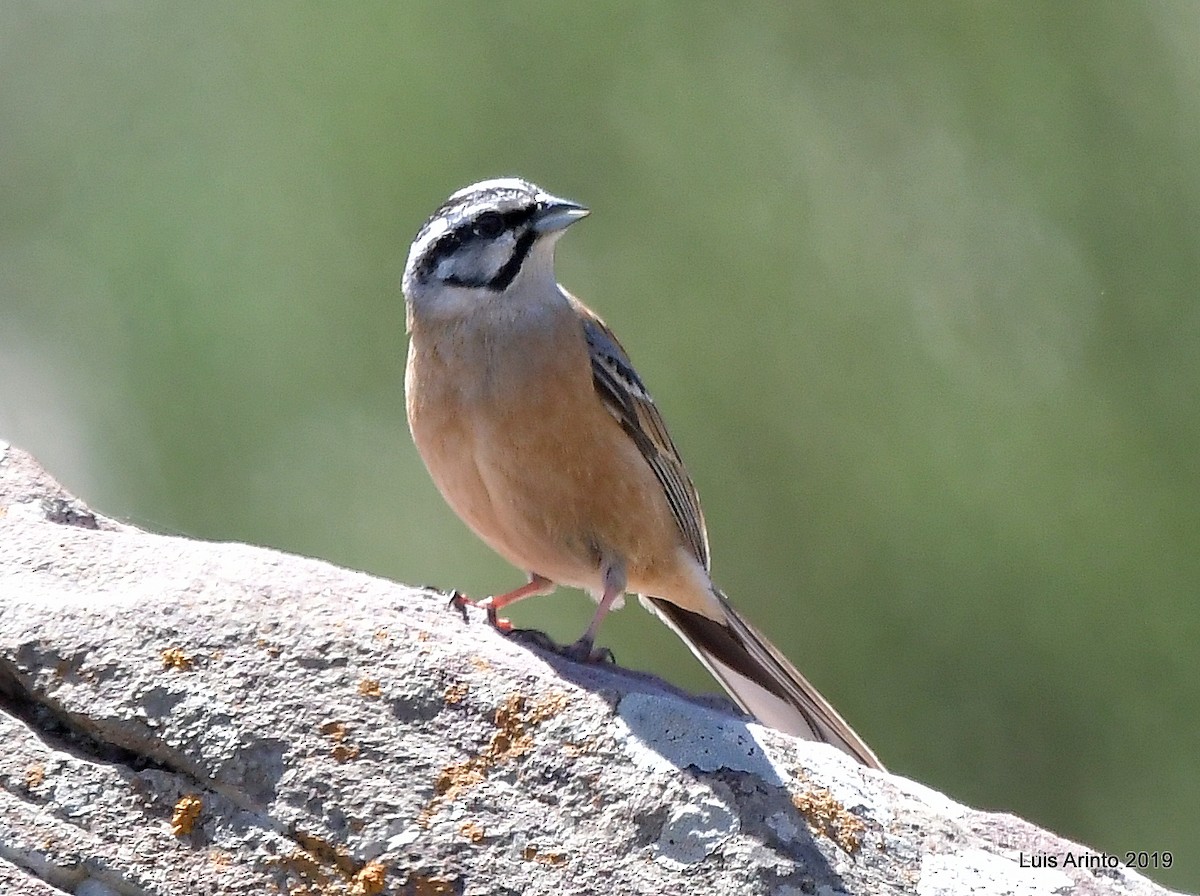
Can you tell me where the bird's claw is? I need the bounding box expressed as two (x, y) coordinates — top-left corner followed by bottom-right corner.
(446, 591), (513, 632)
(447, 589), (471, 623)
(506, 630), (615, 664)
(562, 638), (616, 664)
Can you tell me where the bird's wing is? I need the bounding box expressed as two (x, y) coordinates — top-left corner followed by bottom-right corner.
(571, 297), (883, 770)
(572, 298), (710, 570)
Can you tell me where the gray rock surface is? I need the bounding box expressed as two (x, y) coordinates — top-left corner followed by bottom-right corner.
(0, 440), (1183, 896)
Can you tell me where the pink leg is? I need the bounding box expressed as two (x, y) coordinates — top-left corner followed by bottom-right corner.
(452, 574), (555, 631)
(564, 562), (625, 661)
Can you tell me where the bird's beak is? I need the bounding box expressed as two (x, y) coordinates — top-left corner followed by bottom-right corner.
(532, 198), (590, 234)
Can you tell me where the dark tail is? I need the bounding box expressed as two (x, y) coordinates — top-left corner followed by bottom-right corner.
(646, 593), (884, 770)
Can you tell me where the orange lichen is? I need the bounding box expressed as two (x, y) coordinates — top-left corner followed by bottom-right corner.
(349, 860), (387, 895)
(319, 720), (349, 741)
(443, 681), (469, 704)
(171, 794), (203, 836)
(522, 844), (568, 865)
(160, 647), (194, 671)
(24, 764), (45, 790)
(421, 690), (570, 826)
(459, 821), (486, 843)
(790, 776), (866, 854)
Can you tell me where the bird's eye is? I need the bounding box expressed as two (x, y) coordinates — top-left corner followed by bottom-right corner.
(472, 212), (504, 239)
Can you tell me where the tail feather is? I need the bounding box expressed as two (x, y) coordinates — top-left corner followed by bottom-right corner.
(645, 593), (884, 770)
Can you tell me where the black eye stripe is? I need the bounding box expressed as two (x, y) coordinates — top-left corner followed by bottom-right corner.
(420, 206), (537, 276)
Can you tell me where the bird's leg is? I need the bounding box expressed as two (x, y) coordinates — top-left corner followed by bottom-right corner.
(449, 573), (555, 632)
(563, 562), (624, 663)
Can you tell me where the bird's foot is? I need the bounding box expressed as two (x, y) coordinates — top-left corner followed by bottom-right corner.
(446, 590), (513, 632)
(561, 637), (616, 665)
(445, 591), (613, 663)
(493, 628), (615, 664)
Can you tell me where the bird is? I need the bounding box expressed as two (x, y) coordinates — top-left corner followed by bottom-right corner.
(401, 177), (883, 770)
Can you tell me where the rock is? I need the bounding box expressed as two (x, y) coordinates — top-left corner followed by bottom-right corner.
(0, 441), (1182, 895)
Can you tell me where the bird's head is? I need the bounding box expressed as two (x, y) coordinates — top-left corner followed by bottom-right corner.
(402, 177), (589, 318)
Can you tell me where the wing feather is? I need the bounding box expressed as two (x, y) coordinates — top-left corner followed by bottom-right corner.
(571, 298), (710, 570)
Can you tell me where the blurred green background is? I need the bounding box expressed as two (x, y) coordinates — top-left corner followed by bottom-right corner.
(2, 3), (1197, 888)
